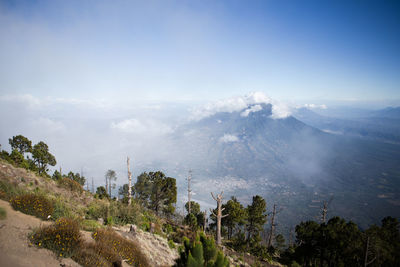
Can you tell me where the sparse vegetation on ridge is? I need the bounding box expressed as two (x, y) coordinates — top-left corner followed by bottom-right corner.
(1, 134), (399, 267)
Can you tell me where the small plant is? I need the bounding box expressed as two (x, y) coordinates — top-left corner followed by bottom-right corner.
(0, 180), (25, 200)
(81, 219), (101, 232)
(93, 228), (150, 266)
(51, 196), (73, 220)
(10, 193), (53, 220)
(0, 207), (6, 220)
(86, 201), (108, 221)
(58, 178), (83, 193)
(105, 216), (114, 226)
(168, 239), (176, 249)
(30, 217), (82, 258)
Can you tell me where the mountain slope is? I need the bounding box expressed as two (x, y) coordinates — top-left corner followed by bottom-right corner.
(162, 104), (400, 232)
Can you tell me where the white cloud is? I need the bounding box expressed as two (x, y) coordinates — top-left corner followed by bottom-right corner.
(110, 118), (172, 135)
(304, 104), (327, 109)
(219, 134), (239, 143)
(32, 117), (66, 133)
(191, 91), (291, 120)
(241, 104), (263, 117)
(0, 94), (41, 109)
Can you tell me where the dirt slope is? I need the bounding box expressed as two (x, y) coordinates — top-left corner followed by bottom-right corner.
(0, 199), (80, 267)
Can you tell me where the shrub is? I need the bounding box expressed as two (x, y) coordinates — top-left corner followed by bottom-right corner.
(30, 217), (82, 257)
(72, 247), (110, 267)
(10, 193), (53, 220)
(73, 242), (121, 267)
(51, 196), (73, 220)
(109, 201), (141, 226)
(0, 180), (25, 201)
(93, 228), (150, 266)
(105, 216), (114, 226)
(81, 219), (102, 232)
(86, 202), (108, 221)
(168, 239), (176, 249)
(0, 207), (6, 220)
(58, 178), (83, 193)
(174, 232), (229, 267)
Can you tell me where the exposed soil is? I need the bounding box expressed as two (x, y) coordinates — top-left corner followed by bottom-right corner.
(0, 199), (80, 267)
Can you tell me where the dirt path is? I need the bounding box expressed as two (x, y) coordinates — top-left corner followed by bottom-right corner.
(0, 199), (80, 267)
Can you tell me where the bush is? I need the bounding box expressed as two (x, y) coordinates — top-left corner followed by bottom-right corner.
(52, 196), (73, 220)
(30, 217), (82, 257)
(73, 242), (121, 267)
(93, 228), (150, 266)
(71, 247), (110, 267)
(168, 239), (176, 249)
(58, 178), (83, 193)
(0, 180), (25, 201)
(10, 193), (53, 220)
(86, 201), (108, 221)
(109, 201), (141, 226)
(174, 232), (229, 267)
(81, 219), (102, 232)
(0, 207), (6, 220)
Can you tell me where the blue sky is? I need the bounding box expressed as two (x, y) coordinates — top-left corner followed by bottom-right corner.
(0, 0), (399, 104)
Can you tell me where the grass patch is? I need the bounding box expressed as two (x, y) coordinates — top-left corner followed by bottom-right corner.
(81, 219), (101, 232)
(0, 180), (25, 201)
(58, 178), (83, 193)
(93, 228), (150, 266)
(30, 217), (82, 258)
(10, 193), (53, 220)
(0, 207), (6, 220)
(51, 196), (73, 220)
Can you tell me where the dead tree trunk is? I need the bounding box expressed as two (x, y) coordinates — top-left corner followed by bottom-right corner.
(211, 191), (228, 246)
(127, 157), (132, 205)
(364, 236), (376, 267)
(321, 201), (328, 223)
(187, 170), (192, 214)
(267, 204), (277, 247)
(203, 210), (207, 233)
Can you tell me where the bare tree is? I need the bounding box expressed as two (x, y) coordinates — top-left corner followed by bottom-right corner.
(105, 169), (117, 197)
(127, 157), (132, 205)
(364, 236), (376, 267)
(321, 196), (333, 223)
(203, 210), (207, 233)
(210, 191), (229, 246)
(267, 204), (277, 247)
(187, 170), (192, 214)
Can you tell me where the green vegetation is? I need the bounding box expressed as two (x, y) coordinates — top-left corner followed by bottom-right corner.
(30, 217), (81, 258)
(174, 233), (229, 267)
(2, 133), (399, 266)
(0, 207), (6, 220)
(10, 193), (54, 220)
(0, 180), (26, 200)
(134, 171), (177, 216)
(93, 228), (150, 266)
(279, 216), (400, 267)
(58, 177), (83, 193)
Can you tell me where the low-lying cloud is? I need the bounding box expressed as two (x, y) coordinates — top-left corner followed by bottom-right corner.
(191, 92), (292, 120)
(219, 134), (239, 143)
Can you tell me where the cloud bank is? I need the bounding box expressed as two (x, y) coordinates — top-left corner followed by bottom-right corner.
(191, 92), (292, 120)
(219, 134), (239, 143)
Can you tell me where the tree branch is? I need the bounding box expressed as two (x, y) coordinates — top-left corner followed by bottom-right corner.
(210, 208), (216, 217)
(222, 214), (229, 218)
(366, 257), (376, 266)
(211, 192), (217, 201)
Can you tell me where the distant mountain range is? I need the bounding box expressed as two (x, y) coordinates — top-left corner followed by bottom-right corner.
(158, 104), (400, 234)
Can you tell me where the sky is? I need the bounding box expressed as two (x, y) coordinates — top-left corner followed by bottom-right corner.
(0, 0), (400, 201)
(0, 0), (399, 104)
